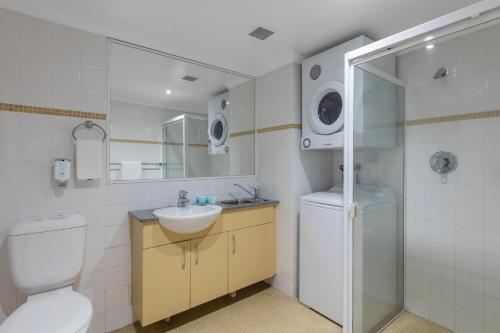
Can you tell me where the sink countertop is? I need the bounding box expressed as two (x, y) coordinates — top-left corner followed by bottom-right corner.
(129, 199), (279, 223)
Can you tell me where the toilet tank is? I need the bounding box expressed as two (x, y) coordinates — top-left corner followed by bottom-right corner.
(8, 214), (86, 295)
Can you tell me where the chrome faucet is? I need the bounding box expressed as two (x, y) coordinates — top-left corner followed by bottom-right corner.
(177, 190), (190, 208)
(233, 183), (261, 201)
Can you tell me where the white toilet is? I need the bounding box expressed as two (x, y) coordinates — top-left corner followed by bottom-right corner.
(0, 214), (93, 333)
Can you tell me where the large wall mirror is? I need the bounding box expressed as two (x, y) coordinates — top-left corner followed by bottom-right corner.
(108, 41), (256, 181)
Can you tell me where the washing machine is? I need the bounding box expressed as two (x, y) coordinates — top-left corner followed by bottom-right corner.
(301, 35), (372, 150)
(299, 184), (396, 325)
(208, 92), (230, 154)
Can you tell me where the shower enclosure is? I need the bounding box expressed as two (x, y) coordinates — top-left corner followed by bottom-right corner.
(162, 114), (210, 178)
(343, 1), (500, 332)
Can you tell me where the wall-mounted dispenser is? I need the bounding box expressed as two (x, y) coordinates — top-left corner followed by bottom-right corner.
(54, 159), (71, 187)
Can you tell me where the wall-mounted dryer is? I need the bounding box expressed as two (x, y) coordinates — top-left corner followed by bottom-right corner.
(301, 35), (373, 150)
(208, 92), (230, 154)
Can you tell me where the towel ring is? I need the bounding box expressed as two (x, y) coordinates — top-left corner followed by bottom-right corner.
(72, 120), (107, 142)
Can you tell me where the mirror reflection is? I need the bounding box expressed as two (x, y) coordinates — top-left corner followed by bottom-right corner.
(109, 41), (255, 181)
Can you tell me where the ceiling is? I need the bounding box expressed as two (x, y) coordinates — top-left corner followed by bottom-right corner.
(0, 0), (480, 76)
(110, 42), (250, 113)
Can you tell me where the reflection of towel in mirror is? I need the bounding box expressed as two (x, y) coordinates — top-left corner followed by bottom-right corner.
(76, 139), (103, 180)
(121, 161), (141, 180)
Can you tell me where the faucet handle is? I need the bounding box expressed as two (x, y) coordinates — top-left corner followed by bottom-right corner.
(250, 186), (261, 200)
(179, 190), (188, 198)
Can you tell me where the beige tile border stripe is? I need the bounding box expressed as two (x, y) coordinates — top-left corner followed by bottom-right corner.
(230, 130), (255, 138)
(405, 110), (500, 126)
(110, 138), (208, 147)
(257, 123), (301, 134)
(111, 138), (164, 145)
(0, 102), (106, 120)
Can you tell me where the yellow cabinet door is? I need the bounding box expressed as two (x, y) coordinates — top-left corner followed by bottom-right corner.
(228, 223), (276, 293)
(142, 240), (190, 325)
(190, 233), (228, 307)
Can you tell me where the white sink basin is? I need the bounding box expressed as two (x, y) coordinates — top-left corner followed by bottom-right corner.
(153, 205), (222, 234)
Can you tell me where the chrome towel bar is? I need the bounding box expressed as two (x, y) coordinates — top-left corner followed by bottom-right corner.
(72, 120), (107, 142)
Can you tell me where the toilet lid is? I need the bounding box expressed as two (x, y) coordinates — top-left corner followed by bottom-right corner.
(0, 289), (92, 333)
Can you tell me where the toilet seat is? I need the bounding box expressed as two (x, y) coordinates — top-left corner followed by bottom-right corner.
(0, 287), (92, 333)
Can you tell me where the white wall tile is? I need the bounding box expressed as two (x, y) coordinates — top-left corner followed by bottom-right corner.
(79, 270), (106, 294)
(484, 296), (500, 328)
(106, 265), (130, 290)
(105, 204), (129, 226)
(456, 227), (484, 252)
(106, 285), (129, 311)
(485, 254), (500, 280)
(485, 232), (500, 257)
(105, 305), (132, 332)
(105, 225), (130, 248)
(106, 245), (130, 268)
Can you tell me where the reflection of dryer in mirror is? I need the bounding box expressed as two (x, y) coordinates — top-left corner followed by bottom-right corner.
(208, 92), (230, 154)
(301, 35), (372, 150)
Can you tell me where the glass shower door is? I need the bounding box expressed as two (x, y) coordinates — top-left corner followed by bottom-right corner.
(347, 64), (406, 333)
(162, 117), (186, 178)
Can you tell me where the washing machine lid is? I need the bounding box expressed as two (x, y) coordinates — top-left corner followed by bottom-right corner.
(301, 191), (343, 207)
(0, 289), (92, 333)
(329, 184), (394, 210)
(301, 184), (394, 210)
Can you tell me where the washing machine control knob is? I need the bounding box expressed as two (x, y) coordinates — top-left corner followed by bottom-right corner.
(303, 138), (311, 149)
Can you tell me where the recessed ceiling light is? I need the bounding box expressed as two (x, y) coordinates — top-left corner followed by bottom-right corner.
(424, 35), (434, 42)
(426, 44), (435, 50)
(182, 75), (198, 82)
(249, 27), (274, 40)
(165, 89), (172, 95)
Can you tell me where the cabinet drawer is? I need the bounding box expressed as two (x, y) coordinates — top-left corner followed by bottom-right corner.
(221, 205), (274, 229)
(140, 216), (224, 249)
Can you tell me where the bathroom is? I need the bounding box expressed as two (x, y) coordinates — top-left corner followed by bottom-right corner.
(1, 0), (500, 332)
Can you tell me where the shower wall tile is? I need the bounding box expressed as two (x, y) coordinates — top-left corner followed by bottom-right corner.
(399, 22), (500, 332)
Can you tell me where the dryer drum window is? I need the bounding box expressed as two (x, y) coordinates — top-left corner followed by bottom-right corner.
(213, 120), (224, 140)
(318, 91), (343, 125)
(209, 114), (228, 147)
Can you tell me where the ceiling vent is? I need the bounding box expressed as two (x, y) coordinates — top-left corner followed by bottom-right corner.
(182, 75), (198, 82)
(249, 27), (274, 40)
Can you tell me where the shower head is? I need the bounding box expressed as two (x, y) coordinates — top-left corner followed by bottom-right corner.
(433, 67), (448, 79)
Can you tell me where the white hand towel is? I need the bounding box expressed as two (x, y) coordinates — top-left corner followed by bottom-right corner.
(121, 161), (142, 180)
(76, 139), (103, 180)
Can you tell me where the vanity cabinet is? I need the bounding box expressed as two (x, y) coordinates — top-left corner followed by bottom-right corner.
(142, 240), (190, 325)
(228, 223), (275, 293)
(130, 204), (276, 327)
(190, 234), (228, 307)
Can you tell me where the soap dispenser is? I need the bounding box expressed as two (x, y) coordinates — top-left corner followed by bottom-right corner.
(54, 159), (71, 187)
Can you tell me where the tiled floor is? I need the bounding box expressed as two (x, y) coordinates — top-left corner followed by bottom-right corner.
(113, 282), (449, 333)
(113, 282), (342, 333)
(383, 312), (452, 333)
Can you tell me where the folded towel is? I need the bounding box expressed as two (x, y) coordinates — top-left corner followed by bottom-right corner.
(121, 161), (142, 180)
(76, 139), (103, 180)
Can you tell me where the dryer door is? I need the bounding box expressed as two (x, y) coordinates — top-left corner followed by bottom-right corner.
(308, 81), (344, 135)
(208, 114), (228, 147)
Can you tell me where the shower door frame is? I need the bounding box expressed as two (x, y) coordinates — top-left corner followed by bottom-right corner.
(162, 113), (209, 178)
(342, 1), (500, 332)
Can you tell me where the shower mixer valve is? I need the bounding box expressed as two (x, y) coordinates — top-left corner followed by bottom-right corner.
(429, 151), (458, 184)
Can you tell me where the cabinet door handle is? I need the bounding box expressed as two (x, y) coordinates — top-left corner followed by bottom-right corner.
(195, 243), (199, 265)
(181, 245), (186, 269)
(232, 234), (236, 255)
